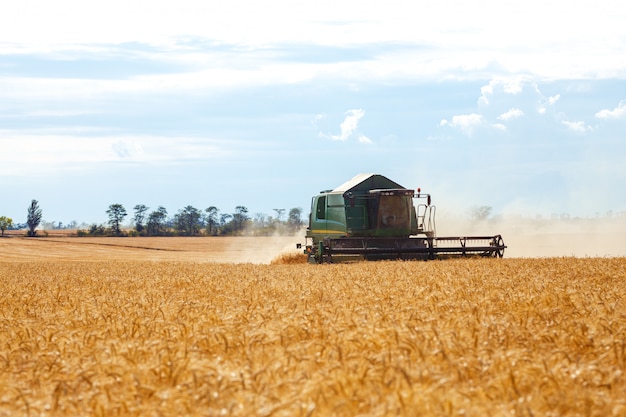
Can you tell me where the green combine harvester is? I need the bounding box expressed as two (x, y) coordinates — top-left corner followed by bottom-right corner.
(300, 174), (506, 263)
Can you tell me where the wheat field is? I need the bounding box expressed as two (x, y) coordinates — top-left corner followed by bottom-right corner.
(1, 238), (625, 416)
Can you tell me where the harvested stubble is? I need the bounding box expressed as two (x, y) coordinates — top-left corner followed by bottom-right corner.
(1, 258), (625, 416)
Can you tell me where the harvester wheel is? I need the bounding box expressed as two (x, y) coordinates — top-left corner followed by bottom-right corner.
(309, 251), (331, 264)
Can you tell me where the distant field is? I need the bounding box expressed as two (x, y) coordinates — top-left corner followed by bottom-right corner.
(0, 236), (302, 263)
(1, 238), (625, 415)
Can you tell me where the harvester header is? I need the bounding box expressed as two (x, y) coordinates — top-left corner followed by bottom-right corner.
(300, 174), (506, 263)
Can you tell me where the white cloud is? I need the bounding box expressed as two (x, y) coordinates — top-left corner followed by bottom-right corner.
(2, 0), (626, 81)
(0, 131), (229, 176)
(595, 101), (626, 119)
(313, 109), (371, 143)
(479, 76), (534, 105)
(562, 120), (592, 134)
(440, 113), (484, 136)
(548, 94), (560, 105)
(337, 109), (364, 140)
(312, 113), (326, 127)
(538, 94), (560, 114)
(112, 140), (145, 159)
(442, 75), (621, 141)
(498, 108), (524, 121)
(0, 60), (325, 103)
(493, 123), (507, 131)
(315, 109), (371, 142)
(475, 76), (565, 123)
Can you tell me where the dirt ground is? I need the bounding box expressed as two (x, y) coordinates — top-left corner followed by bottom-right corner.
(0, 235), (303, 263)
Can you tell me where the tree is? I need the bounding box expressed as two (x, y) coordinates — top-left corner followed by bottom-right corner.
(146, 206), (168, 236)
(133, 204), (149, 233)
(253, 212), (268, 231)
(205, 206), (219, 235)
(469, 206), (492, 221)
(287, 207), (304, 233)
(219, 213), (233, 234)
(0, 216), (13, 237)
(26, 199), (43, 237)
(106, 204), (127, 236)
(273, 208), (285, 221)
(174, 205), (202, 236)
(232, 206), (250, 234)
(88, 223), (106, 236)
(220, 213), (232, 226)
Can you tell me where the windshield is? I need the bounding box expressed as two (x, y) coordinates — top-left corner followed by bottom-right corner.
(377, 195), (411, 229)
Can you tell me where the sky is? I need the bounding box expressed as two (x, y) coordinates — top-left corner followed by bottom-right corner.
(1, 0), (625, 226)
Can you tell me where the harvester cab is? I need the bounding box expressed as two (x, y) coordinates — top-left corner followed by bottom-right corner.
(300, 174), (506, 263)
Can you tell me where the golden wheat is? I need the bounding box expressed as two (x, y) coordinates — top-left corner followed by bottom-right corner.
(1, 257), (625, 416)
(270, 253), (308, 264)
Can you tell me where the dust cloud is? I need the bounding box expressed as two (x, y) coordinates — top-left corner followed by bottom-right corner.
(223, 234), (305, 264)
(243, 216), (626, 262)
(227, 216), (625, 263)
(435, 213), (626, 258)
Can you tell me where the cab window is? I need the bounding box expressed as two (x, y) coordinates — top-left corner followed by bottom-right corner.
(316, 196), (326, 220)
(377, 195), (410, 229)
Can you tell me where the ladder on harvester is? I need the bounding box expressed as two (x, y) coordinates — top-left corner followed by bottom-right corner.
(415, 203), (436, 238)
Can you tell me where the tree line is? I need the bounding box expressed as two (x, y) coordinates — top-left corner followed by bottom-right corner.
(87, 204), (305, 237)
(1, 200), (305, 237)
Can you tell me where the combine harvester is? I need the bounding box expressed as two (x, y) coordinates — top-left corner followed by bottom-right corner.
(300, 174), (506, 263)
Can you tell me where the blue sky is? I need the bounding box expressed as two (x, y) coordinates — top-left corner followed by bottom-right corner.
(1, 0), (625, 225)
